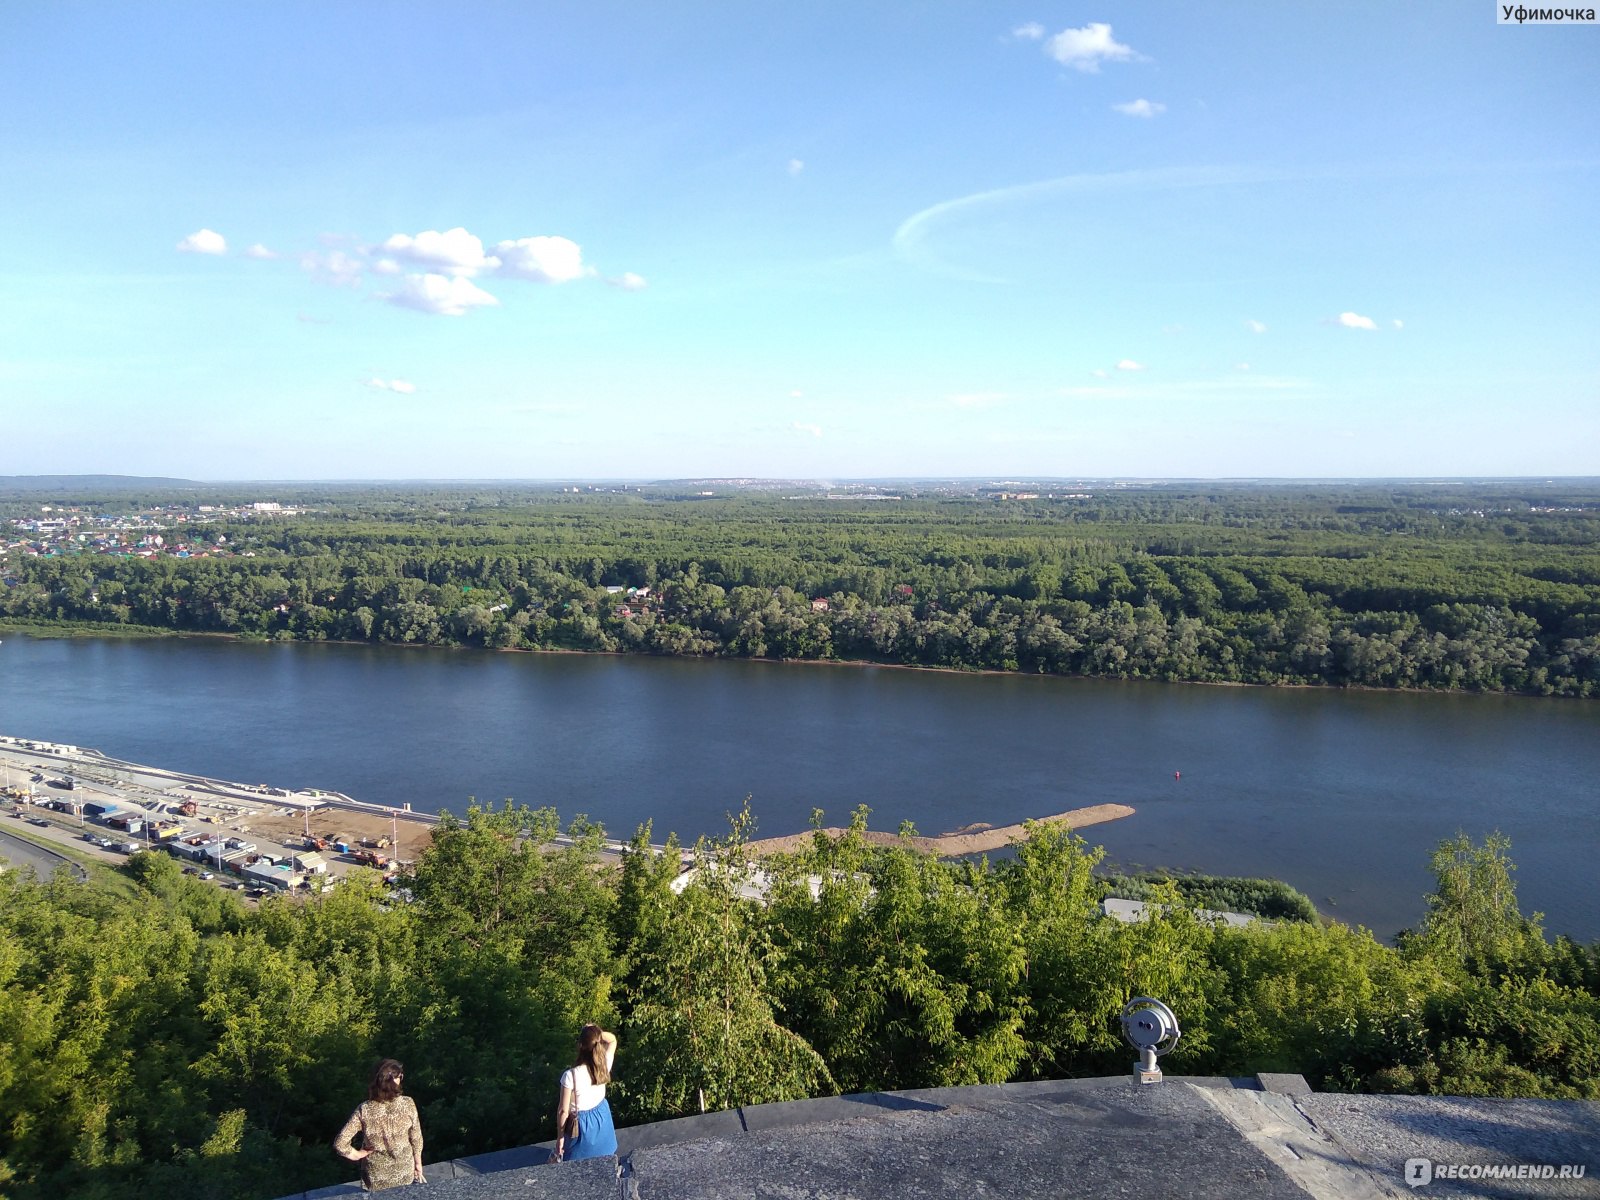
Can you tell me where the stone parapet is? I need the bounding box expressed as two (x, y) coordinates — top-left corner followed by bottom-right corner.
(272, 1075), (1600, 1200)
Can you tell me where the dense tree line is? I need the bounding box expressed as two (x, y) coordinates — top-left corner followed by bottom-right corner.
(0, 813), (1596, 1200)
(1100, 872), (1321, 923)
(4, 483), (1599, 694)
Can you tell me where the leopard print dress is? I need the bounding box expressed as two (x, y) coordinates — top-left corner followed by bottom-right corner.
(335, 1095), (423, 1191)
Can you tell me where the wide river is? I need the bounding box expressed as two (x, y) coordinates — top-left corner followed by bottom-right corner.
(2, 633), (1596, 940)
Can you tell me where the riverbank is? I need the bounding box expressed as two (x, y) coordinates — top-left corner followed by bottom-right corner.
(2, 736), (1136, 869)
(0, 620), (1579, 699)
(0, 736), (443, 867)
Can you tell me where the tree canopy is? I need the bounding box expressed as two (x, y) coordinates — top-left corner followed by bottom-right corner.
(0, 814), (1595, 1200)
(6, 480), (1600, 694)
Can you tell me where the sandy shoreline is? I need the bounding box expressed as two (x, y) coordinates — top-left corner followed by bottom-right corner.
(742, 802), (1136, 859)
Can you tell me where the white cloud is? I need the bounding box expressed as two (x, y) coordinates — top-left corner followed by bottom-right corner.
(379, 273), (500, 317)
(1116, 359), (1145, 371)
(1392, 318), (1404, 330)
(1112, 98), (1165, 118)
(1012, 21), (1045, 40)
(1091, 369), (1110, 379)
(177, 228), (227, 255)
(365, 378), (416, 394)
(243, 243), (279, 260)
(1337, 311), (1377, 330)
(301, 250), (365, 289)
(787, 158), (805, 177)
(491, 236), (587, 284)
(791, 421), (823, 438)
(1044, 23), (1139, 72)
(947, 392), (1006, 409)
(609, 271), (648, 291)
(380, 227), (495, 277)
(1235, 363), (1251, 371)
(371, 258), (403, 276)
(790, 389), (804, 399)
(1246, 319), (1267, 334)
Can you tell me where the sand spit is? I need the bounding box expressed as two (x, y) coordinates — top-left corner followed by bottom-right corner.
(742, 803), (1136, 859)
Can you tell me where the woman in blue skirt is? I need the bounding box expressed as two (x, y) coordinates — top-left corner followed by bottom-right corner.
(553, 1023), (618, 1162)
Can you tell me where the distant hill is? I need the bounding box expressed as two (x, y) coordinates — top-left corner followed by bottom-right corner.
(0, 475), (200, 492)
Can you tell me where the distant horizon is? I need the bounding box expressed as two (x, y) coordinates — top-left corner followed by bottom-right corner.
(6, 472), (1600, 491)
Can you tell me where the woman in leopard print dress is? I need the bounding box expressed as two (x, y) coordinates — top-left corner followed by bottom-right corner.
(334, 1059), (425, 1191)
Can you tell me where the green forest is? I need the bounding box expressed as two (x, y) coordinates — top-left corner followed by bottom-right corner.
(0, 811), (1596, 1200)
(4, 480), (1600, 694)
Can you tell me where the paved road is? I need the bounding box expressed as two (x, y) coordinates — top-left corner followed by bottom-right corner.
(0, 825), (86, 880)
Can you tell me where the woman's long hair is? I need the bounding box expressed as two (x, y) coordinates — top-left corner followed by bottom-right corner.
(572, 1025), (610, 1086)
(368, 1058), (405, 1103)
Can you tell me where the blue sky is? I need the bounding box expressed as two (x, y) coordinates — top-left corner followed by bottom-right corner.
(2, 2), (1595, 481)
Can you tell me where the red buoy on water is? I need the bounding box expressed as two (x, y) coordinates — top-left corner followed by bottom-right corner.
(1174, 771), (1181, 781)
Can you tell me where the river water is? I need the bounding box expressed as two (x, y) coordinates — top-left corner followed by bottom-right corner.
(2, 632), (1596, 940)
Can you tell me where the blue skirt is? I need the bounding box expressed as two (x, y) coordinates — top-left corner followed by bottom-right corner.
(567, 1097), (617, 1161)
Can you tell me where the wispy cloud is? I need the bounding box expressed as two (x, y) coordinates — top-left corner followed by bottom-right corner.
(1060, 375), (1313, 400)
(176, 228), (227, 255)
(301, 250), (365, 289)
(892, 165), (1307, 281)
(947, 392), (1006, 409)
(1336, 311), (1377, 330)
(1112, 99), (1165, 118)
(365, 378), (416, 394)
(243, 243), (279, 260)
(1116, 359), (1145, 371)
(609, 272), (648, 291)
(1246, 319), (1267, 334)
(1044, 23), (1140, 72)
(791, 421), (823, 438)
(1011, 21), (1045, 41)
(1392, 318), (1404, 330)
(299, 248), (364, 288)
(787, 158), (805, 177)
(377, 273), (499, 317)
(503, 401), (581, 416)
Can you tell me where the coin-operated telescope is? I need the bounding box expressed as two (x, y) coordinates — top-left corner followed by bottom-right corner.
(1120, 997), (1180, 1084)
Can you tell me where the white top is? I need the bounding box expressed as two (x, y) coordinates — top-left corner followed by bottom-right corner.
(560, 1063), (608, 1112)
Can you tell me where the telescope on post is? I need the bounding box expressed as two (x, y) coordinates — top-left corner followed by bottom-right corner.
(1120, 997), (1180, 1084)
